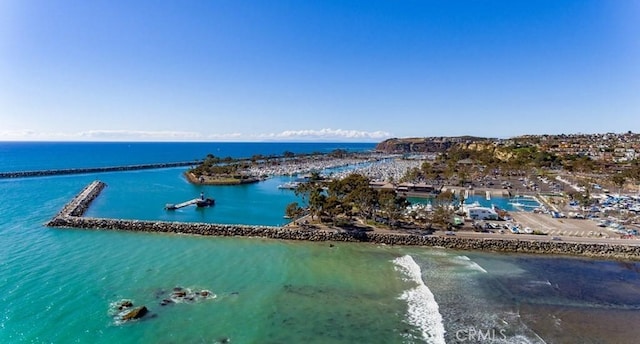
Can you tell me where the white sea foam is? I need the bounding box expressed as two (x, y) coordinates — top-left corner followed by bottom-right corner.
(455, 255), (488, 273)
(393, 255), (446, 344)
(526, 280), (552, 287)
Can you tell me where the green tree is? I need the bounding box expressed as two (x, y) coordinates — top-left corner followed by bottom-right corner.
(350, 183), (379, 221)
(308, 187), (326, 220)
(285, 202), (304, 219)
(436, 190), (455, 203)
(430, 193), (456, 229)
(323, 195), (342, 225)
(421, 161), (438, 180)
(309, 171), (323, 182)
(325, 173), (376, 222)
(294, 181), (313, 204)
(377, 189), (409, 229)
(430, 203), (455, 230)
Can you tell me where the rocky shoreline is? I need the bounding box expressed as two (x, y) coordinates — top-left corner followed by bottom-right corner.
(184, 171), (262, 185)
(46, 181), (640, 261)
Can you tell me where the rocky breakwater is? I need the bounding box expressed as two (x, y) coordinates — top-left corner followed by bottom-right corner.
(362, 234), (640, 261)
(47, 181), (640, 261)
(49, 216), (640, 260)
(47, 216), (365, 242)
(0, 161), (199, 179)
(50, 180), (107, 219)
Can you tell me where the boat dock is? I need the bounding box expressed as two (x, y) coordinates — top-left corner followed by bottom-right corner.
(165, 192), (215, 210)
(165, 199), (200, 210)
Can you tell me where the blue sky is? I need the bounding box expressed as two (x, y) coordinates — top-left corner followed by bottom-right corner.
(1, 1), (638, 142)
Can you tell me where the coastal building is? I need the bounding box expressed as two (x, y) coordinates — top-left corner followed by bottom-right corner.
(464, 206), (500, 220)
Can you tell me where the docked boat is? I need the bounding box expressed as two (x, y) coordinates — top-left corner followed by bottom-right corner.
(196, 198), (215, 207)
(277, 181), (300, 190)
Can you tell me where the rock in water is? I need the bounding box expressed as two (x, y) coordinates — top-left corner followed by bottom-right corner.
(172, 290), (187, 298)
(160, 299), (174, 306)
(122, 306), (148, 321)
(117, 300), (133, 310)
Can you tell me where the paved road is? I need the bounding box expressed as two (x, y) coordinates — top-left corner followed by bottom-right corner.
(437, 230), (640, 246)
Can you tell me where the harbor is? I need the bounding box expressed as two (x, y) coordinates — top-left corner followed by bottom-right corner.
(47, 180), (640, 261)
(22, 150), (639, 243)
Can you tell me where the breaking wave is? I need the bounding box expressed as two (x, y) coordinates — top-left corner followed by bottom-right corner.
(393, 255), (446, 344)
(455, 255), (488, 273)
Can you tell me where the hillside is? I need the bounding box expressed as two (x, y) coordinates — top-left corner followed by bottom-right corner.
(375, 136), (490, 153)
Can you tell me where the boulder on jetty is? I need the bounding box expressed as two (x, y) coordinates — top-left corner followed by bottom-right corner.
(122, 306), (148, 321)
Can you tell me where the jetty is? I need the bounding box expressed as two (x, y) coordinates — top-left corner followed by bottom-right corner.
(0, 161), (201, 179)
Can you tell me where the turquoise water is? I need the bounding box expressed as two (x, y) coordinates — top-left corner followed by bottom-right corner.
(409, 195), (541, 213)
(2, 142), (640, 343)
(82, 168), (302, 226)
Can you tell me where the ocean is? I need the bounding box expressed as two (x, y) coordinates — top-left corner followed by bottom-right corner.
(1, 142), (640, 343)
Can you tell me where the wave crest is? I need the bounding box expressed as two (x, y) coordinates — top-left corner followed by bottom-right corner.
(393, 255), (446, 344)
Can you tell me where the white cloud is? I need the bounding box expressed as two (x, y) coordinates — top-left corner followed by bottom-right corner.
(0, 130), (37, 139)
(0, 128), (392, 142)
(258, 128), (392, 141)
(78, 130), (205, 140)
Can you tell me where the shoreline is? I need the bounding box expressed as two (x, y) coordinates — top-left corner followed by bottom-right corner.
(46, 181), (640, 261)
(184, 171), (262, 185)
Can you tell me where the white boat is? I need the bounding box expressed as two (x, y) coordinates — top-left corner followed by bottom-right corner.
(465, 206), (500, 220)
(278, 181), (300, 190)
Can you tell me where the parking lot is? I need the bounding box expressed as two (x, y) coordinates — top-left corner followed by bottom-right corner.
(510, 212), (616, 238)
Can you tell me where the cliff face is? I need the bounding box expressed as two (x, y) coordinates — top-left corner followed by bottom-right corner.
(375, 137), (489, 153)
